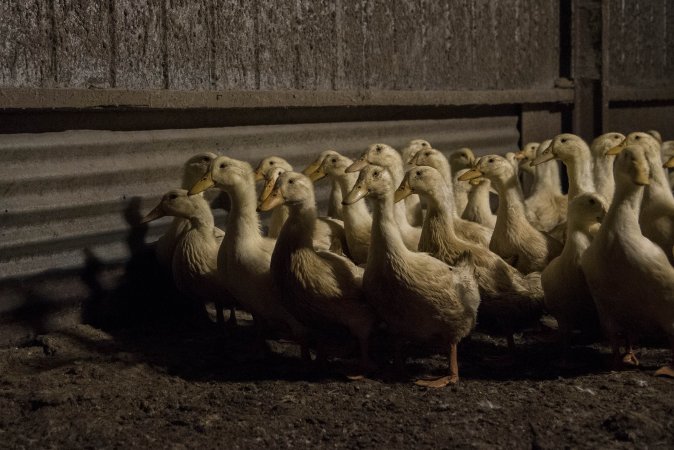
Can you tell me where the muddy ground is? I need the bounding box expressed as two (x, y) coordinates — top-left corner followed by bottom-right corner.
(1, 314), (673, 450)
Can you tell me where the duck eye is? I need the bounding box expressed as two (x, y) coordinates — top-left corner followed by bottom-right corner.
(635, 135), (641, 140)
(561, 138), (568, 144)
(421, 142), (428, 147)
(169, 194), (177, 200)
(375, 146), (382, 152)
(219, 163), (226, 169)
(270, 161), (275, 165)
(331, 158), (337, 163)
(288, 179), (294, 184)
(373, 171), (380, 177)
(488, 158), (494, 163)
(425, 152), (431, 156)
(589, 198), (595, 205)
(416, 171), (421, 176)
(202, 157), (210, 162)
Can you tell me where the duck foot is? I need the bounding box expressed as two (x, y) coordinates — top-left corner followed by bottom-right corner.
(622, 351), (640, 367)
(414, 375), (458, 388)
(654, 365), (674, 378)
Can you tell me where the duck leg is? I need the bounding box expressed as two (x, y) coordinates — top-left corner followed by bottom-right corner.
(226, 306), (238, 327)
(654, 339), (674, 378)
(415, 343), (459, 388)
(214, 301), (226, 326)
(621, 338), (639, 367)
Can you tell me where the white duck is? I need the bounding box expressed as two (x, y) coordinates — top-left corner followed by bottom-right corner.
(259, 171), (376, 370)
(541, 192), (607, 354)
(458, 169), (497, 229)
(309, 151), (372, 265)
(344, 164), (480, 387)
(302, 150), (344, 219)
(608, 132), (674, 265)
(590, 132), (625, 204)
(581, 145), (674, 377)
(532, 133), (595, 201)
(399, 139), (431, 227)
(396, 166), (545, 351)
(410, 148), (493, 246)
(155, 152), (222, 270)
(256, 156), (348, 253)
(346, 144), (421, 250)
(189, 156), (307, 344)
(142, 189), (234, 325)
(460, 155), (563, 274)
(448, 147), (476, 176)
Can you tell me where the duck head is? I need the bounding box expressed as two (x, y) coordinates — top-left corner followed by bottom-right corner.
(395, 166), (446, 205)
(514, 142), (540, 174)
(182, 152), (219, 189)
(400, 139), (431, 165)
(309, 151), (351, 182)
(606, 131), (660, 158)
(458, 154), (514, 183)
(532, 133), (588, 166)
(664, 156), (674, 169)
(141, 189), (200, 223)
(613, 145), (650, 186)
(259, 166), (288, 202)
(302, 150), (337, 177)
(590, 132), (625, 158)
(568, 192), (609, 233)
(253, 156), (293, 182)
(343, 164), (393, 204)
(346, 143), (400, 173)
(189, 156), (253, 195)
(258, 171), (314, 211)
(448, 147), (476, 172)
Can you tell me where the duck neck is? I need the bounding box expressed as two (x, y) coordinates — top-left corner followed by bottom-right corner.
(281, 201), (316, 249)
(226, 180), (263, 244)
(643, 155), (674, 205)
(532, 161), (562, 195)
(335, 173), (371, 224)
(370, 192), (410, 260)
(466, 181), (492, 218)
(493, 173), (527, 219)
(186, 197), (215, 231)
(593, 155), (615, 199)
(563, 226), (593, 259)
(603, 180), (644, 237)
(422, 190), (459, 248)
(564, 155), (594, 200)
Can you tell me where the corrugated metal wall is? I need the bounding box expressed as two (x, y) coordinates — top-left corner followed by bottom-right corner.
(1, 0), (673, 345)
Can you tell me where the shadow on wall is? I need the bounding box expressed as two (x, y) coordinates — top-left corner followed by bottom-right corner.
(0, 196), (212, 347)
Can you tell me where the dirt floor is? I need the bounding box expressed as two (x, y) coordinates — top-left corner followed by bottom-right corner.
(1, 314), (673, 450)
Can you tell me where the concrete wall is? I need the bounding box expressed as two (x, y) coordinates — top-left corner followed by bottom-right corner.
(0, 0), (560, 91)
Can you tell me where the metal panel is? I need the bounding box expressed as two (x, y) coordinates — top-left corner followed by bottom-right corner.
(0, 116), (518, 342)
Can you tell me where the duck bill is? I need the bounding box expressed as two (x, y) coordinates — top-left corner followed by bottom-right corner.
(257, 191), (285, 212)
(259, 178), (276, 202)
(394, 180), (413, 203)
(308, 169), (326, 182)
(606, 140), (626, 156)
(457, 168), (483, 181)
(189, 172), (215, 195)
(343, 184), (368, 205)
(253, 169), (265, 182)
(345, 158), (368, 173)
(633, 162), (650, 186)
(302, 158), (323, 176)
(663, 156), (674, 169)
(468, 176), (484, 186)
(140, 204), (165, 224)
(407, 152), (421, 165)
(531, 151), (555, 166)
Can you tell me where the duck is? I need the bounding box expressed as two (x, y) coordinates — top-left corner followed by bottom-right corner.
(253, 156), (293, 239)
(309, 151), (372, 265)
(541, 192), (607, 356)
(399, 139), (431, 227)
(142, 189), (234, 325)
(452, 169), (471, 220)
(344, 164), (480, 387)
(411, 147), (493, 246)
(460, 155), (563, 274)
(259, 171), (376, 370)
(590, 132), (625, 203)
(458, 169), (497, 229)
(346, 143), (421, 250)
(608, 132), (674, 265)
(189, 156), (307, 345)
(580, 145), (674, 378)
(448, 147), (476, 176)
(396, 166), (545, 351)
(532, 133), (595, 201)
(302, 150), (344, 219)
(256, 157), (349, 254)
(155, 152), (222, 270)
(516, 140), (568, 233)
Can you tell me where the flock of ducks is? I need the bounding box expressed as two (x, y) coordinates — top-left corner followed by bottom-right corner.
(142, 130), (674, 388)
